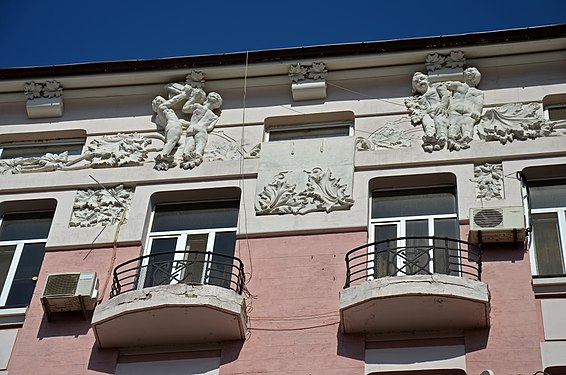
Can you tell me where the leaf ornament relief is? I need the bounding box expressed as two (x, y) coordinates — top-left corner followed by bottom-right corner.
(255, 172), (305, 215)
(256, 168), (354, 215)
(69, 185), (134, 227)
(86, 133), (151, 167)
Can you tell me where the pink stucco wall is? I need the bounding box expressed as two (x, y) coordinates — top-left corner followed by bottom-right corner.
(7, 230), (547, 374)
(219, 232), (367, 374)
(463, 225), (543, 375)
(7, 245), (141, 375)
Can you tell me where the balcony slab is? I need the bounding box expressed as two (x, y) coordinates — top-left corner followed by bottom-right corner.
(340, 274), (490, 334)
(92, 283), (247, 349)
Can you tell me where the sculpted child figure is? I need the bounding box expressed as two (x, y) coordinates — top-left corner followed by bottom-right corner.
(153, 85), (206, 157)
(180, 91), (223, 169)
(408, 72), (450, 152)
(444, 67), (484, 150)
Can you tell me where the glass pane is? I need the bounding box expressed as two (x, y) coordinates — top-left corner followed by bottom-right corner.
(0, 245), (16, 297)
(548, 106), (566, 121)
(532, 213), (565, 275)
(144, 238), (177, 288)
(5, 243), (45, 307)
(434, 218), (460, 275)
(1, 143), (83, 159)
(152, 201), (239, 232)
(269, 125), (350, 141)
(530, 184), (566, 209)
(181, 234), (208, 285)
(0, 212), (53, 241)
(405, 220), (430, 275)
(374, 225), (397, 278)
(372, 187), (456, 218)
(209, 232), (237, 289)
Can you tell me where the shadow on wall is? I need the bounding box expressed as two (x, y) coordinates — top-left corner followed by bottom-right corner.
(36, 311), (93, 339)
(336, 325), (365, 361)
(219, 339), (244, 367)
(479, 242), (527, 263)
(87, 343), (119, 374)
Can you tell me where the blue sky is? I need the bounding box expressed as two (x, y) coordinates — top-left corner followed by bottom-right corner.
(0, 0), (564, 68)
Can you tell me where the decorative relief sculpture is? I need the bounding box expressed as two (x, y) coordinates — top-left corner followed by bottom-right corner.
(425, 51), (466, 73)
(355, 124), (416, 151)
(151, 72), (224, 170)
(405, 67), (484, 152)
(288, 62), (328, 82)
(0, 133), (152, 175)
(0, 152), (69, 175)
(256, 168), (354, 215)
(24, 80), (63, 99)
(477, 102), (566, 143)
(24, 80), (64, 118)
(472, 163), (504, 200)
(85, 133), (152, 168)
(405, 73), (450, 152)
(203, 132), (260, 161)
(70, 185), (133, 227)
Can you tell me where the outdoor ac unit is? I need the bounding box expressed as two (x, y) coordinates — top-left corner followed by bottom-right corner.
(40, 272), (99, 320)
(469, 207), (526, 243)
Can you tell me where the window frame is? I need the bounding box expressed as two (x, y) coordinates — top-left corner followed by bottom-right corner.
(543, 103), (566, 121)
(264, 121), (353, 142)
(0, 138), (85, 160)
(368, 186), (459, 278)
(142, 201), (239, 289)
(0, 211), (52, 310)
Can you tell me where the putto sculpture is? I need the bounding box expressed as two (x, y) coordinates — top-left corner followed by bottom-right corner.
(152, 72), (223, 170)
(405, 67), (484, 152)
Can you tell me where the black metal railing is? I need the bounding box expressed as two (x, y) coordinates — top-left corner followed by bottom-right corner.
(110, 251), (245, 298)
(344, 236), (482, 288)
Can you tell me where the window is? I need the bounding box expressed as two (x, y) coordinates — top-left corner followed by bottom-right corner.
(267, 121), (351, 142)
(527, 179), (566, 276)
(0, 211), (53, 309)
(370, 186), (458, 277)
(143, 200), (239, 290)
(0, 138), (84, 159)
(264, 110), (354, 142)
(544, 104), (566, 121)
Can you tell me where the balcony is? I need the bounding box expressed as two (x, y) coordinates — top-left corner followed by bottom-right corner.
(340, 237), (490, 334)
(92, 251), (247, 349)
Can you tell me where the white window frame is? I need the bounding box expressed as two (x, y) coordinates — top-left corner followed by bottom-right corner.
(141, 207), (238, 289)
(368, 213), (458, 278)
(529, 206), (566, 276)
(0, 138), (85, 159)
(543, 103), (566, 121)
(265, 121), (353, 142)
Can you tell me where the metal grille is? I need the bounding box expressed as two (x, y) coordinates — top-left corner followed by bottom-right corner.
(44, 273), (80, 296)
(473, 208), (504, 228)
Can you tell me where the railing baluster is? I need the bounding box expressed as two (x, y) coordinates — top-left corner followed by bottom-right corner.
(344, 236), (482, 287)
(110, 251), (245, 298)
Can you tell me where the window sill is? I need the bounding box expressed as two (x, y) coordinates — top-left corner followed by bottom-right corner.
(533, 276), (566, 296)
(0, 307), (26, 327)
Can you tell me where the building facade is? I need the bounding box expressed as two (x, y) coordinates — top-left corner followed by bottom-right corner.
(0, 25), (566, 375)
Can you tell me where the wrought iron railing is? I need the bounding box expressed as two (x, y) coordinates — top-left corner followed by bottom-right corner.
(344, 236), (482, 288)
(110, 251), (245, 298)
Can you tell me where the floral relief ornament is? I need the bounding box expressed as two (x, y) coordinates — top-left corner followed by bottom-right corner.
(69, 185), (134, 227)
(471, 163), (504, 200)
(256, 168), (354, 215)
(23, 81), (42, 100)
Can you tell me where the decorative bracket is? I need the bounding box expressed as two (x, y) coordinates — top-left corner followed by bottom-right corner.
(289, 62), (328, 101)
(24, 80), (64, 119)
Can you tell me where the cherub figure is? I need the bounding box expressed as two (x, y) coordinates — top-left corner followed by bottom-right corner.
(405, 72), (450, 152)
(152, 85), (206, 170)
(180, 91), (223, 169)
(444, 67), (484, 151)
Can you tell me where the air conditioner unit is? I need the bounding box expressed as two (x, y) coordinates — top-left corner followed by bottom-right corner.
(469, 207), (526, 243)
(40, 272), (99, 320)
